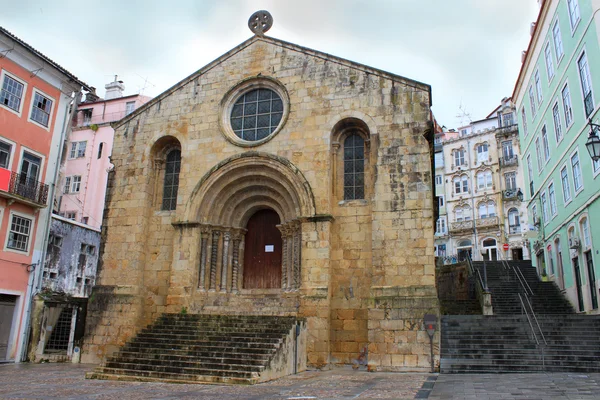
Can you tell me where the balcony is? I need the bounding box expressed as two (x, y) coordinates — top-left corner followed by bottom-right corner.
(509, 224), (522, 234)
(476, 216), (499, 228)
(496, 124), (518, 136)
(503, 188), (523, 201)
(450, 220), (474, 233)
(500, 156), (518, 167)
(72, 110), (128, 128)
(0, 169), (49, 208)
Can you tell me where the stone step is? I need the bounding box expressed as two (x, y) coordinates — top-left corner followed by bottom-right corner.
(104, 358), (266, 372)
(117, 351), (270, 362)
(98, 364), (260, 378)
(86, 370), (258, 385)
(135, 332), (286, 341)
(123, 341), (278, 353)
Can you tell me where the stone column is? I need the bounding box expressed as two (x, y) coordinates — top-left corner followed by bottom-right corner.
(278, 225), (289, 290)
(292, 223), (301, 291)
(231, 230), (244, 293)
(286, 225), (294, 292)
(198, 227), (209, 290)
(209, 230), (220, 292)
(220, 231), (231, 292)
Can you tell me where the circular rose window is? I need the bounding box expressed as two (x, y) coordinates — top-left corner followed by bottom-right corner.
(230, 88), (283, 141)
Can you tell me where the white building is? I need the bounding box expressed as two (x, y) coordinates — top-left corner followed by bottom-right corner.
(435, 99), (530, 262)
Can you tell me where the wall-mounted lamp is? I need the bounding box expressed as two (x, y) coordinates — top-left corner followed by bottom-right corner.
(585, 118), (600, 162)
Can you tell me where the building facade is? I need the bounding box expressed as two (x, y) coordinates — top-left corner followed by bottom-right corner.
(0, 27), (89, 361)
(436, 99), (529, 263)
(81, 33), (439, 372)
(59, 79), (150, 228)
(514, 0), (600, 313)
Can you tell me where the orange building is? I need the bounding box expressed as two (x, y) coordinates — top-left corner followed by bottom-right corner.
(0, 27), (90, 362)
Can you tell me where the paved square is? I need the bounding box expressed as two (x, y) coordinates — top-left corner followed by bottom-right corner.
(428, 373), (600, 399)
(0, 364), (427, 399)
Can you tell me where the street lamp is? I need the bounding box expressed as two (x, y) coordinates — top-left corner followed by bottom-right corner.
(517, 188), (524, 202)
(479, 248), (489, 292)
(585, 118), (600, 162)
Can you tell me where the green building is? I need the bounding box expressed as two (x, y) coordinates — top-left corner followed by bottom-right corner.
(514, 0), (600, 313)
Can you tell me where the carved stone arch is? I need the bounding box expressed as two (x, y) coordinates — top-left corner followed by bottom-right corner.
(184, 152), (316, 227)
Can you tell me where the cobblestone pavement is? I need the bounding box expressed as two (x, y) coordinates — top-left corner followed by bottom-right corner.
(428, 373), (600, 399)
(0, 363), (428, 399)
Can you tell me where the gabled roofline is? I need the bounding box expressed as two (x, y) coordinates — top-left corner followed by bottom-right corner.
(79, 93), (150, 107)
(511, 2), (549, 101)
(115, 34), (432, 129)
(0, 26), (92, 92)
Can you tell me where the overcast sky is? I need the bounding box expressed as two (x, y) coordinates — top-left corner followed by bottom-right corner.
(2, 0), (539, 128)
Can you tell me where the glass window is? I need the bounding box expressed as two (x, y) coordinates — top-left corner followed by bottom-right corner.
(578, 52), (594, 117)
(535, 70), (543, 105)
(561, 166), (571, 202)
(125, 101), (135, 116)
(70, 141), (87, 159)
(64, 176), (71, 194)
(454, 149), (465, 166)
(0, 141), (12, 169)
(230, 88), (283, 141)
(479, 201), (496, 219)
(521, 107), (528, 137)
(508, 208), (520, 228)
(30, 92), (53, 127)
(562, 84), (573, 127)
(552, 103), (563, 143)
(541, 192), (549, 223)
(527, 154), (534, 195)
(436, 217), (447, 235)
(581, 218), (591, 247)
(542, 125), (550, 162)
(502, 141), (514, 159)
(0, 74), (24, 112)
(71, 176), (82, 193)
(162, 149), (181, 210)
(529, 85), (537, 115)
(343, 134), (365, 200)
(553, 20), (564, 60)
(476, 170), (492, 189)
(549, 183), (557, 216)
(477, 143), (488, 163)
(545, 43), (554, 80)
(7, 214), (32, 252)
(505, 172), (516, 190)
(567, 0), (580, 30)
(535, 137), (543, 171)
(435, 175), (442, 185)
(438, 195), (445, 207)
(571, 152), (583, 192)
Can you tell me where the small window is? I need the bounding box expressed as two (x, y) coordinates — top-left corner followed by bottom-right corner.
(125, 101), (136, 116)
(534, 70), (543, 105)
(454, 149), (465, 166)
(545, 43), (555, 80)
(571, 152), (583, 192)
(30, 91), (53, 127)
(97, 142), (104, 159)
(529, 85), (537, 115)
(7, 214), (32, 252)
(49, 272), (58, 279)
(343, 134), (365, 200)
(553, 103), (563, 142)
(553, 20), (564, 60)
(541, 126), (550, 162)
(69, 141), (87, 159)
(435, 175), (443, 185)
(82, 109), (93, 125)
(505, 172), (516, 190)
(82, 216), (89, 225)
(0, 73), (24, 112)
(561, 166), (572, 202)
(76, 277), (83, 284)
(521, 107), (528, 137)
(567, 0), (580, 30)
(578, 52), (594, 117)
(162, 149), (181, 210)
(438, 196), (445, 207)
(65, 211), (76, 220)
(476, 143), (489, 163)
(0, 140), (12, 169)
(562, 84), (573, 127)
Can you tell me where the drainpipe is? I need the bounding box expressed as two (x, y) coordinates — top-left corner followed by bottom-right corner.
(18, 90), (83, 362)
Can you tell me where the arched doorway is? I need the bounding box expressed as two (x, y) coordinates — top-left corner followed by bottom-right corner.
(243, 209), (282, 289)
(482, 238), (497, 261)
(457, 239), (472, 261)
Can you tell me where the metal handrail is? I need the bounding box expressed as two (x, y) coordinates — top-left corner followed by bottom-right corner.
(518, 293), (539, 345)
(466, 256), (486, 292)
(523, 292), (547, 346)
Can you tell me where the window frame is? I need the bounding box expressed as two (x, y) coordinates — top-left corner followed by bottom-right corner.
(69, 141), (87, 159)
(534, 69), (543, 105)
(571, 150), (584, 195)
(552, 19), (564, 63)
(544, 42), (555, 82)
(0, 136), (16, 171)
(454, 148), (465, 167)
(505, 172), (517, 190)
(435, 175), (443, 186)
(535, 137), (543, 172)
(562, 82), (574, 129)
(552, 101), (563, 144)
(476, 143), (489, 163)
(529, 85), (537, 116)
(541, 125), (550, 163)
(560, 165), (572, 205)
(521, 107), (528, 137)
(5, 211), (33, 254)
(577, 49), (595, 118)
(162, 148), (182, 211)
(27, 88), (55, 130)
(548, 181), (557, 218)
(0, 69), (27, 116)
(567, 0), (581, 33)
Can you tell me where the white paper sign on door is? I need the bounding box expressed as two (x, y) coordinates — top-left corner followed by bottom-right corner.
(265, 245), (274, 252)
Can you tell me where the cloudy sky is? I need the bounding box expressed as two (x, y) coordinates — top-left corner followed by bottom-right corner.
(2, 0), (539, 128)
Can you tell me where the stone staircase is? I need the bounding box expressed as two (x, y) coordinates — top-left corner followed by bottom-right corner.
(441, 260), (600, 373)
(86, 314), (302, 384)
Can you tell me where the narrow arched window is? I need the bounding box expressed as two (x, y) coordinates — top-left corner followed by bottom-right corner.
(343, 133), (365, 200)
(162, 149), (181, 210)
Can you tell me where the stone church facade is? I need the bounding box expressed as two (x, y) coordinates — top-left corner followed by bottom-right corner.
(81, 33), (439, 371)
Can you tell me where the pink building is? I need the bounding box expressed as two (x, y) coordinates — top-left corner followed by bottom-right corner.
(0, 27), (91, 362)
(59, 79), (150, 229)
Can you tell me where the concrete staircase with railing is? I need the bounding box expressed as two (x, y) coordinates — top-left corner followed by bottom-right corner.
(86, 314), (304, 384)
(441, 260), (600, 373)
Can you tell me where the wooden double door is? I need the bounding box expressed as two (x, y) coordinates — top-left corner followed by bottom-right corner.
(243, 209), (282, 289)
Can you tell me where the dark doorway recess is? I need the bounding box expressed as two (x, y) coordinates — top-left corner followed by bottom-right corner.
(243, 209), (282, 289)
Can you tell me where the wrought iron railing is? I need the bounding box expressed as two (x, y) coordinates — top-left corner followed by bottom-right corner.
(509, 224), (522, 234)
(500, 156), (518, 167)
(476, 216), (499, 228)
(5, 171), (49, 205)
(503, 188), (522, 201)
(450, 220), (474, 233)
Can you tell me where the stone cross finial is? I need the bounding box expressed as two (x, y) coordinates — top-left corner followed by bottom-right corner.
(248, 10), (273, 36)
